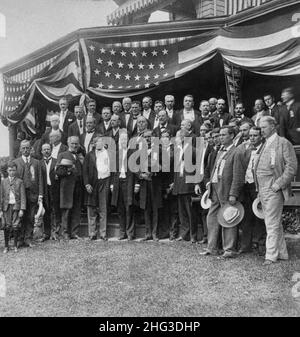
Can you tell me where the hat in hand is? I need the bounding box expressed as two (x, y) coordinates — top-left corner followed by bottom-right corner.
(217, 202), (244, 228)
(201, 190), (212, 209)
(252, 197), (264, 219)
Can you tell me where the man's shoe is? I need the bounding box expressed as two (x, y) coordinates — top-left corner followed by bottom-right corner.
(71, 235), (81, 240)
(238, 248), (252, 254)
(118, 235), (127, 240)
(141, 236), (152, 241)
(200, 250), (211, 256)
(169, 236), (175, 241)
(89, 235), (97, 241)
(198, 238), (207, 244)
(3, 247), (9, 254)
(100, 236), (108, 241)
(176, 237), (183, 242)
(191, 239), (197, 244)
(263, 259), (276, 266)
(24, 241), (34, 248)
(222, 251), (237, 259)
(153, 236), (159, 242)
(127, 236), (134, 241)
(50, 234), (59, 241)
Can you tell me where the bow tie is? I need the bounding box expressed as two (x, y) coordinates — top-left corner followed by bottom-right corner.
(125, 111), (131, 115)
(44, 157), (52, 164)
(133, 117), (138, 120)
(87, 130), (94, 134)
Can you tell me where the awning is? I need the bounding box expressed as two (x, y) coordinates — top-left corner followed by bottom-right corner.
(107, 0), (175, 25)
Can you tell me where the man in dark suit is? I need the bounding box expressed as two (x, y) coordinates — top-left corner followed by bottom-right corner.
(152, 100), (165, 130)
(279, 87), (300, 145)
(110, 130), (136, 240)
(80, 116), (99, 154)
(136, 130), (163, 241)
(264, 94), (281, 126)
(14, 140), (43, 247)
(56, 136), (83, 240)
(164, 95), (177, 125)
(142, 96), (156, 129)
(209, 97), (218, 116)
(173, 95), (201, 136)
(199, 100), (213, 125)
(68, 105), (85, 138)
(58, 97), (76, 140)
(201, 126), (243, 258)
(234, 102), (253, 125)
(122, 97), (132, 128)
(233, 126), (266, 255)
(172, 129), (197, 243)
(98, 107), (112, 136)
(211, 98), (231, 128)
(152, 110), (177, 138)
(40, 143), (61, 241)
(83, 136), (112, 240)
(127, 101), (142, 138)
(107, 114), (121, 148)
(86, 99), (101, 126)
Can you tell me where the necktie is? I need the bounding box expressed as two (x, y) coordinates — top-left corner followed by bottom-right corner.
(80, 120), (83, 128)
(24, 158), (31, 188)
(44, 157), (51, 165)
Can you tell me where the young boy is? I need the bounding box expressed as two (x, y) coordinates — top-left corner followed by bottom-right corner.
(0, 161), (26, 253)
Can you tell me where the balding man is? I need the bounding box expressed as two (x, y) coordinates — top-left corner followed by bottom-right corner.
(56, 136), (83, 240)
(49, 130), (68, 160)
(68, 105), (85, 138)
(152, 110), (177, 138)
(122, 97), (132, 128)
(252, 99), (269, 127)
(42, 114), (66, 145)
(58, 97), (75, 137)
(14, 140), (43, 247)
(254, 116), (297, 265)
(164, 94), (176, 124)
(209, 97), (218, 115)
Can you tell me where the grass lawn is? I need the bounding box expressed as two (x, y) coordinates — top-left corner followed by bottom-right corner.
(0, 237), (300, 317)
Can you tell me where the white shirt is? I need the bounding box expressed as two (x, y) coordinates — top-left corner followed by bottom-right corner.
(44, 158), (52, 186)
(96, 149), (110, 179)
(143, 109), (151, 120)
(113, 127), (120, 137)
(51, 143), (62, 159)
(153, 116), (160, 130)
(211, 144), (234, 183)
(178, 143), (189, 177)
(119, 149), (127, 179)
(84, 132), (94, 153)
(59, 110), (67, 131)
(104, 120), (110, 130)
(245, 147), (260, 184)
(77, 119), (84, 135)
(8, 177), (16, 205)
(22, 155), (30, 164)
(166, 109), (173, 119)
(254, 111), (264, 126)
(183, 109), (195, 122)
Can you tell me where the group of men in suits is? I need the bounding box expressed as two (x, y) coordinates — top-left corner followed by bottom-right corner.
(5, 87), (299, 265)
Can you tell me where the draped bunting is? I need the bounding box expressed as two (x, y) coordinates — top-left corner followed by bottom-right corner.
(1, 5), (300, 129)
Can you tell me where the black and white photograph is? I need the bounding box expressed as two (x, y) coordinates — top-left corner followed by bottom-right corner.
(0, 0), (300, 319)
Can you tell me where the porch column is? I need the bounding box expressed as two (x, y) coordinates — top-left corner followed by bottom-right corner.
(8, 123), (16, 159)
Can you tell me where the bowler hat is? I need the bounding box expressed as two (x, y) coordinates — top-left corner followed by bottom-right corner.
(217, 202), (244, 228)
(58, 158), (74, 166)
(252, 197), (264, 219)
